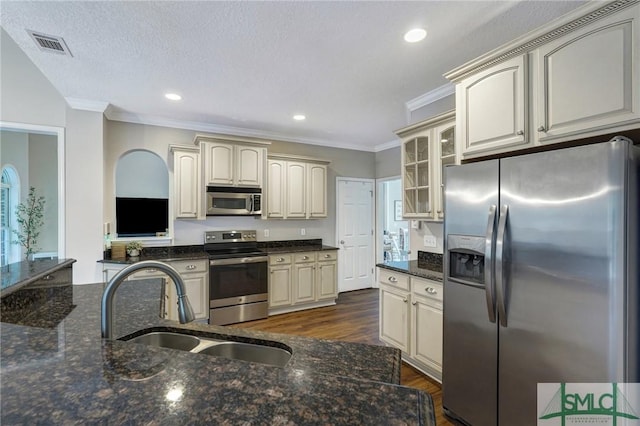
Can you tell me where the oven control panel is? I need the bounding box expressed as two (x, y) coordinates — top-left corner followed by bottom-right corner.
(205, 230), (257, 244)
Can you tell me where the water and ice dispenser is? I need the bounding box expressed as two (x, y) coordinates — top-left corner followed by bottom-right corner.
(447, 235), (486, 286)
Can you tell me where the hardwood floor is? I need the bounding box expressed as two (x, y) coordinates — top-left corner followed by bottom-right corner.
(231, 289), (455, 425)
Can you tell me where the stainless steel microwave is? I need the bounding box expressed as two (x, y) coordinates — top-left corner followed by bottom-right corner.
(206, 186), (262, 216)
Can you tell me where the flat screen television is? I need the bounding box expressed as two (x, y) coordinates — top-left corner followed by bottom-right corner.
(116, 197), (169, 237)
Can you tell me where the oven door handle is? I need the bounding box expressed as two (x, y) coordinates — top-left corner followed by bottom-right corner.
(210, 256), (269, 266)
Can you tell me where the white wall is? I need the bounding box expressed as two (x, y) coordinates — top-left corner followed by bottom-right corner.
(409, 222), (444, 257)
(65, 108), (104, 284)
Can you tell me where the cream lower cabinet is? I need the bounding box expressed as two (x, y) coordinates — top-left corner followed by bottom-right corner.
(102, 259), (209, 322)
(268, 250), (338, 314)
(448, 1), (640, 159)
(378, 268), (443, 382)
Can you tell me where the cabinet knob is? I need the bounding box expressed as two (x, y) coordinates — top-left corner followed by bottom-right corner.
(340, 240), (345, 245)
(411, 301), (417, 306)
(537, 125), (546, 132)
(302, 256), (309, 260)
(402, 298), (408, 303)
(437, 210), (442, 214)
(426, 287), (438, 295)
(388, 277), (398, 283)
(324, 254), (330, 258)
(427, 210), (432, 214)
(516, 130), (524, 136)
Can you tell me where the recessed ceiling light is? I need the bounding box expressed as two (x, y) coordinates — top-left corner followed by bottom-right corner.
(293, 114), (306, 121)
(404, 28), (427, 43)
(165, 93), (182, 101)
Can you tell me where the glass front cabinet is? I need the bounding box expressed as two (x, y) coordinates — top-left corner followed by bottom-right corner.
(397, 110), (456, 221)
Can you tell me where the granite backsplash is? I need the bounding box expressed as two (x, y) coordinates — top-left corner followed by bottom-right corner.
(417, 251), (443, 272)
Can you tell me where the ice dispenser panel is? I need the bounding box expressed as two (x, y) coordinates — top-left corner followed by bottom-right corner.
(447, 235), (486, 286)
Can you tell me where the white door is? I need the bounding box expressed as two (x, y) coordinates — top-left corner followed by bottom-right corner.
(336, 178), (374, 292)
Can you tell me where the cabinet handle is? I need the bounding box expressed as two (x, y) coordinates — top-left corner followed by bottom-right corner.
(324, 254), (330, 258)
(185, 265), (196, 270)
(427, 210), (432, 214)
(426, 287), (438, 295)
(537, 125), (546, 132)
(388, 277), (398, 283)
(516, 130), (524, 135)
(147, 269), (157, 273)
(302, 256), (309, 260)
(276, 257), (284, 262)
(437, 210), (442, 214)
(41, 274), (54, 281)
(402, 298), (408, 303)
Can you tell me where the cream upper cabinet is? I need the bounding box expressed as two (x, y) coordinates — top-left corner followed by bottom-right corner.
(447, 1), (640, 159)
(307, 163), (328, 218)
(203, 142), (265, 187)
(397, 110), (456, 221)
(267, 154), (330, 220)
(170, 145), (201, 219)
(194, 134), (270, 188)
(456, 55), (528, 157)
(534, 4), (640, 143)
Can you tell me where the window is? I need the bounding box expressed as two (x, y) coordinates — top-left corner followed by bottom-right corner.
(1, 167), (19, 266)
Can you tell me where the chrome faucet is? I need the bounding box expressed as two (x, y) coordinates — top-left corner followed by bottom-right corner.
(101, 260), (196, 339)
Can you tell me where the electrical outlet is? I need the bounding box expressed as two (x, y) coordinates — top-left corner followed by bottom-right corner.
(264, 229), (270, 237)
(300, 228), (306, 236)
(423, 235), (437, 248)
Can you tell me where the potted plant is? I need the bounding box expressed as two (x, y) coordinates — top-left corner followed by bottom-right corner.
(12, 186), (45, 260)
(126, 241), (143, 257)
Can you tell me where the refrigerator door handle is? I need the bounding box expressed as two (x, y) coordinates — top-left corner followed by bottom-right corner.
(484, 205), (497, 323)
(495, 204), (509, 327)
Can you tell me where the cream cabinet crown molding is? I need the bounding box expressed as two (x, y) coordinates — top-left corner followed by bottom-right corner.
(169, 144), (200, 153)
(395, 110), (455, 138)
(193, 133), (272, 147)
(444, 0), (638, 83)
(267, 153), (331, 165)
(65, 97), (110, 113)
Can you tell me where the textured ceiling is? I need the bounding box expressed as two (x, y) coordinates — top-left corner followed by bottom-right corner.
(1, 1), (587, 151)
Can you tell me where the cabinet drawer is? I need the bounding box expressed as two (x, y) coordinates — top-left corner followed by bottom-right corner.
(412, 277), (443, 302)
(294, 252), (316, 263)
(317, 251), (337, 262)
(269, 254), (293, 265)
(378, 269), (410, 291)
(128, 267), (167, 280)
(169, 260), (208, 274)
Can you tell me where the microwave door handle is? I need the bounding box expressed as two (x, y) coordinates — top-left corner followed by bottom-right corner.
(495, 204), (509, 327)
(248, 195), (253, 213)
(484, 205), (497, 323)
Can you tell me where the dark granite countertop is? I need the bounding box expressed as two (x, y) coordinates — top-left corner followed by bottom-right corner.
(98, 250), (210, 265)
(377, 260), (444, 282)
(1, 279), (435, 424)
(0, 258), (76, 297)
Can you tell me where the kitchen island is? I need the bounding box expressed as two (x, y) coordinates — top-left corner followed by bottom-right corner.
(1, 276), (436, 424)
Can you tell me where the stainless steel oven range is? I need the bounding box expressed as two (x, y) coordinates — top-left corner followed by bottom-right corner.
(204, 230), (268, 325)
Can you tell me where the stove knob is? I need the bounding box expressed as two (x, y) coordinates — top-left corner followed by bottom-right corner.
(251, 233), (256, 238)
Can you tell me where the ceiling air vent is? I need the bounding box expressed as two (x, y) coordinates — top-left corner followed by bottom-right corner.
(27, 30), (73, 56)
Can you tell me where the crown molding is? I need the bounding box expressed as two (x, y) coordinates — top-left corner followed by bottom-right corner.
(373, 139), (401, 153)
(64, 97), (110, 113)
(405, 83), (455, 113)
(104, 109), (376, 152)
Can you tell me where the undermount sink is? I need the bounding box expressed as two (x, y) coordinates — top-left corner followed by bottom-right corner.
(127, 332), (201, 351)
(123, 331), (292, 368)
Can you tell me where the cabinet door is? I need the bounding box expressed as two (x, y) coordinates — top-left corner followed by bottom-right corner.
(316, 260), (337, 300)
(379, 286), (410, 353)
(173, 148), (200, 219)
(285, 162), (307, 218)
(402, 135), (433, 218)
(269, 265), (292, 307)
(458, 55), (528, 157)
(307, 163), (327, 218)
(411, 295), (443, 371)
(433, 121), (456, 220)
(293, 262), (315, 303)
(165, 273), (208, 321)
(535, 5), (640, 142)
(236, 146), (264, 187)
(204, 143), (234, 186)
(267, 160), (286, 218)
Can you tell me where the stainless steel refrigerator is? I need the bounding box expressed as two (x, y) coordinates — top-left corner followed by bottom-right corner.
(442, 137), (639, 426)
